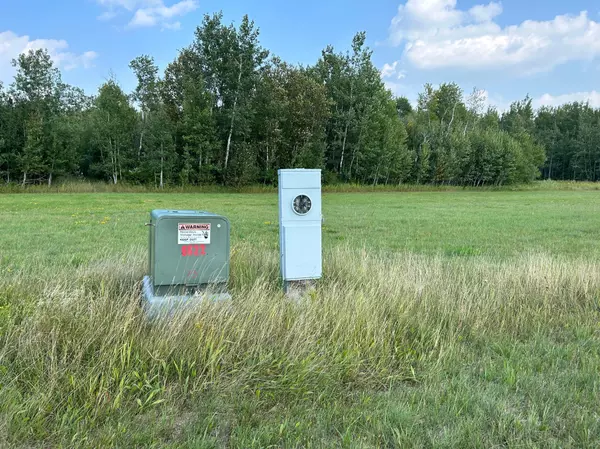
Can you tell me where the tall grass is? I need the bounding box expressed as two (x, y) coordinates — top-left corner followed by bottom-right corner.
(2, 179), (600, 195)
(0, 181), (276, 194)
(1, 244), (599, 446)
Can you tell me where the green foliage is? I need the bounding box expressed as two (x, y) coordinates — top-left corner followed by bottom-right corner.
(395, 96), (413, 118)
(4, 13), (600, 188)
(87, 79), (137, 184)
(405, 85), (546, 186)
(535, 102), (600, 181)
(20, 110), (46, 184)
(313, 31), (407, 183)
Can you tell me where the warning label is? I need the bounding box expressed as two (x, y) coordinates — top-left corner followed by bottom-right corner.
(178, 223), (211, 245)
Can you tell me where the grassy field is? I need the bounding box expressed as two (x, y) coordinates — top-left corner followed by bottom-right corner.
(1, 188), (600, 447)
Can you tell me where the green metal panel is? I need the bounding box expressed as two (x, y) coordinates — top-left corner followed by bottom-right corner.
(149, 210), (230, 288)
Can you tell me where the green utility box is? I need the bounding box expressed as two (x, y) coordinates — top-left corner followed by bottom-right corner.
(142, 210), (230, 316)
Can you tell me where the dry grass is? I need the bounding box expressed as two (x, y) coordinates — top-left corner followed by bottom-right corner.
(2, 179), (600, 195)
(1, 244), (599, 446)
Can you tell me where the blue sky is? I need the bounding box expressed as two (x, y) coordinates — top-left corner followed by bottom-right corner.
(1, 0), (599, 109)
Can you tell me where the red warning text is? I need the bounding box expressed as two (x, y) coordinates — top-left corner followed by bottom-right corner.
(181, 244), (207, 257)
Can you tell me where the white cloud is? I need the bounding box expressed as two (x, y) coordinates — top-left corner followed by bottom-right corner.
(477, 90), (600, 112)
(381, 61), (407, 81)
(61, 51), (99, 70)
(96, 0), (198, 29)
(534, 91), (600, 108)
(468, 2), (502, 23)
(381, 61), (399, 78)
(130, 9), (157, 27)
(0, 31), (98, 83)
(390, 0), (463, 44)
(129, 0), (197, 28)
(388, 1), (600, 74)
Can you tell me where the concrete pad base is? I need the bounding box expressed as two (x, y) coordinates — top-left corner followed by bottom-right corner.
(142, 276), (231, 319)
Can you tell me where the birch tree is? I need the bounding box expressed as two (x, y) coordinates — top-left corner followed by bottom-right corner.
(192, 12), (268, 183)
(10, 49), (60, 184)
(90, 80), (136, 184)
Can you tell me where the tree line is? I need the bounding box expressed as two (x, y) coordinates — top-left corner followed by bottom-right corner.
(0, 12), (598, 187)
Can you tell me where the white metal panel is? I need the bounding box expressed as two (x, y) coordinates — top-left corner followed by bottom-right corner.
(278, 169), (322, 189)
(278, 169), (322, 281)
(282, 224), (322, 280)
